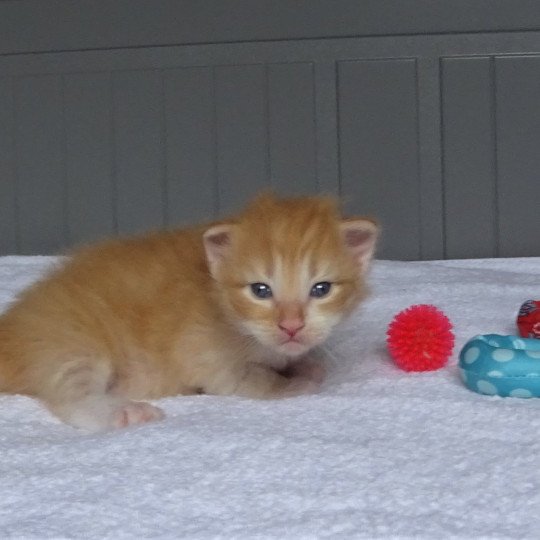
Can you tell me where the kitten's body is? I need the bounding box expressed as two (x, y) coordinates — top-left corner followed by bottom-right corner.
(0, 195), (378, 431)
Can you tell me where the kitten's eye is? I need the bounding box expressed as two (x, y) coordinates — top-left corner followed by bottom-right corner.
(310, 282), (332, 298)
(250, 283), (273, 299)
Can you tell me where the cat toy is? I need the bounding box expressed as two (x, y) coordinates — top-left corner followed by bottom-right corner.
(517, 299), (540, 339)
(459, 334), (540, 398)
(456, 299), (540, 399)
(386, 304), (455, 372)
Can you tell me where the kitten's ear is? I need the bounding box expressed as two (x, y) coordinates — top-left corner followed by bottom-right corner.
(340, 219), (379, 271)
(203, 224), (236, 274)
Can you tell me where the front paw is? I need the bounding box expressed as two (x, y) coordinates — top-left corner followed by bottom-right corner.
(110, 401), (165, 430)
(283, 375), (321, 397)
(280, 358), (326, 384)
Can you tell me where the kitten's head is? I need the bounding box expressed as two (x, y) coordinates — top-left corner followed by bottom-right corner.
(203, 194), (378, 357)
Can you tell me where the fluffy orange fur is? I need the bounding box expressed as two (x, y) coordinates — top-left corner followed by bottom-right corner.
(0, 194), (378, 431)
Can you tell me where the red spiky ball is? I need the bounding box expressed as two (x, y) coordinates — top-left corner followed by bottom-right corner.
(386, 304), (455, 372)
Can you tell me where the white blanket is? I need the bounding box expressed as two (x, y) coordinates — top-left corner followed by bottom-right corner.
(0, 256), (539, 539)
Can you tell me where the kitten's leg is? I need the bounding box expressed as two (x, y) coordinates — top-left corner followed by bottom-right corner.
(51, 395), (165, 432)
(279, 357), (326, 384)
(37, 355), (164, 432)
(203, 361), (320, 400)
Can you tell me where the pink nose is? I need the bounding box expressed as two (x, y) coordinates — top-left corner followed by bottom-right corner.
(278, 319), (305, 338)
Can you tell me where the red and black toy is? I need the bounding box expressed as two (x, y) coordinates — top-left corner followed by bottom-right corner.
(386, 304), (455, 372)
(517, 300), (540, 339)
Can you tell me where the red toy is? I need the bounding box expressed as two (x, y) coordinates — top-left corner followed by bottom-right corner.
(386, 304), (455, 372)
(517, 300), (540, 339)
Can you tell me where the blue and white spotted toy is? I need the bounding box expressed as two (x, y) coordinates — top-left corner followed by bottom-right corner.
(459, 334), (540, 398)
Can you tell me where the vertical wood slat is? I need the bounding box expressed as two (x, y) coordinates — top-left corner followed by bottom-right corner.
(338, 59), (421, 260)
(314, 61), (340, 196)
(267, 63), (317, 196)
(15, 75), (66, 254)
(64, 72), (115, 247)
(495, 56), (540, 257)
(112, 70), (165, 235)
(416, 57), (444, 260)
(214, 64), (268, 215)
(441, 56), (497, 259)
(0, 78), (17, 254)
(163, 67), (216, 227)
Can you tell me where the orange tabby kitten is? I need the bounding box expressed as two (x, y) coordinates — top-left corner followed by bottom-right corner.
(0, 194), (378, 431)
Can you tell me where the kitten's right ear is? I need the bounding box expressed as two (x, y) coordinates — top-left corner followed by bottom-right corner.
(203, 224), (235, 274)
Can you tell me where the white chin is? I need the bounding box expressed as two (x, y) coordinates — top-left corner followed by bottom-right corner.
(278, 341), (310, 357)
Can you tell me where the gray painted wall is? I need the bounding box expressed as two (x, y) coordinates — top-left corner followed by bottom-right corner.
(0, 2), (539, 259)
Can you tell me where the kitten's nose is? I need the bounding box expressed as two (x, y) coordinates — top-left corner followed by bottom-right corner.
(278, 319), (305, 338)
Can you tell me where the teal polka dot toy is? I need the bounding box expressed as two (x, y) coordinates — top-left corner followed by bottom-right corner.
(459, 334), (540, 398)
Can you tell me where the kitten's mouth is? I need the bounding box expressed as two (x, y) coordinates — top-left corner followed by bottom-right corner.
(278, 338), (309, 356)
(280, 335), (303, 345)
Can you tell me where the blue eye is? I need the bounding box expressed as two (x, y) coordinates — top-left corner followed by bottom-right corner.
(250, 283), (273, 299)
(310, 282), (332, 298)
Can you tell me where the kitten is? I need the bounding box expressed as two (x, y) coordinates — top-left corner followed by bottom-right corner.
(0, 194), (378, 431)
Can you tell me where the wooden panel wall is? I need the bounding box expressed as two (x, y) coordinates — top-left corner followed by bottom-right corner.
(441, 55), (540, 258)
(1, 32), (540, 259)
(495, 57), (540, 258)
(441, 57), (498, 259)
(338, 59), (421, 260)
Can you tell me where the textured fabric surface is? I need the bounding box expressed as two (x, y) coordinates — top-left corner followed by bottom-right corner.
(0, 256), (539, 539)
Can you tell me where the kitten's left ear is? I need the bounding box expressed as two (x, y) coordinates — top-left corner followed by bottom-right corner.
(340, 218), (379, 271)
(203, 224), (236, 275)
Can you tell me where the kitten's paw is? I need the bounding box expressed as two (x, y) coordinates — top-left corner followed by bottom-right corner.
(281, 358), (326, 384)
(283, 376), (321, 397)
(111, 401), (165, 429)
(50, 396), (165, 432)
